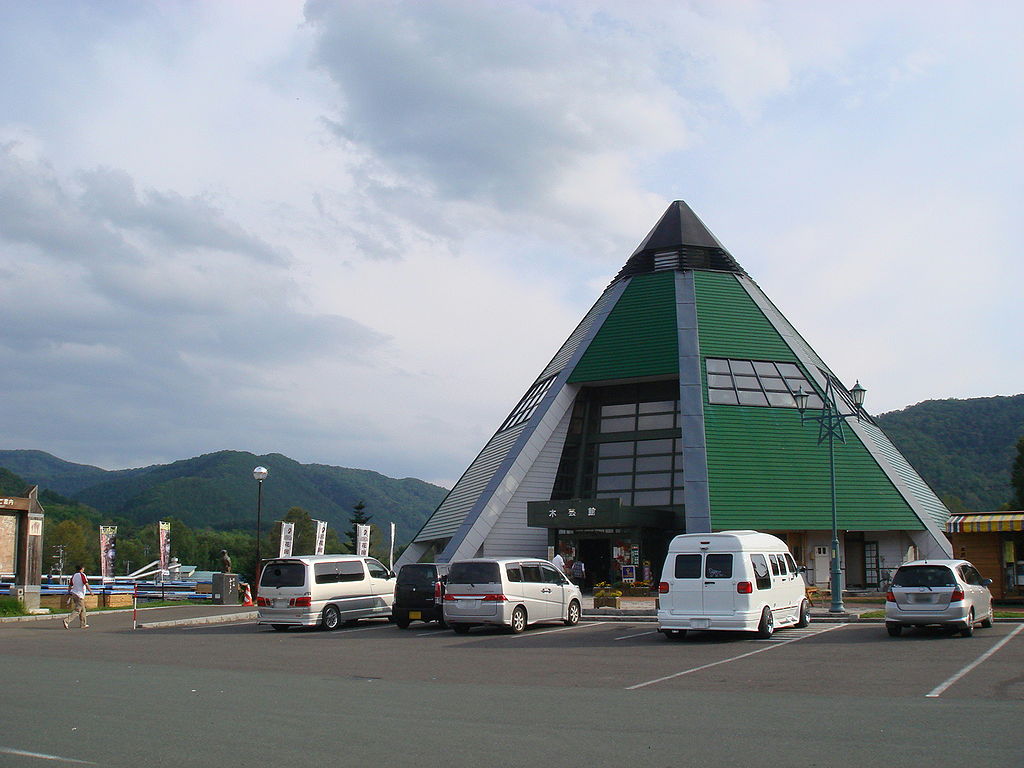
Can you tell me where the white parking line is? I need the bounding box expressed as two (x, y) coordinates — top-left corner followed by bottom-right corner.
(615, 629), (658, 641)
(0, 746), (96, 764)
(626, 624), (848, 690)
(511, 621), (607, 637)
(925, 624), (1024, 698)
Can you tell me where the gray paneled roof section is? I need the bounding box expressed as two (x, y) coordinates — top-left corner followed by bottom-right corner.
(413, 425), (526, 541)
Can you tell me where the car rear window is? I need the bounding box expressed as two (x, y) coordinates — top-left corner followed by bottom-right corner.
(705, 554), (733, 579)
(893, 565), (956, 588)
(398, 564), (437, 587)
(314, 560), (365, 584)
(449, 561), (502, 584)
(674, 554), (702, 579)
(261, 561), (306, 588)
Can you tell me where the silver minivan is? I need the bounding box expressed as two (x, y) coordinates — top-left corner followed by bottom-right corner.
(256, 554), (395, 631)
(443, 558), (583, 633)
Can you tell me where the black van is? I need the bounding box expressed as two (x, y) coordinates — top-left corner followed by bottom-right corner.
(393, 563), (449, 629)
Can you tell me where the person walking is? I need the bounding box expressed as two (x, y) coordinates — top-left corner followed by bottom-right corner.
(63, 565), (93, 629)
(570, 558), (586, 590)
(552, 551), (566, 575)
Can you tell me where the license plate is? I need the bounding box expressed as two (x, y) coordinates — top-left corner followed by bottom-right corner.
(409, 611), (421, 619)
(691, 618), (710, 629)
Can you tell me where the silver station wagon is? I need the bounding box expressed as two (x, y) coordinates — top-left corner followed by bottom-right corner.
(885, 559), (995, 637)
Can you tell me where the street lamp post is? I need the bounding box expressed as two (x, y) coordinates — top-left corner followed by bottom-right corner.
(253, 466), (268, 594)
(794, 378), (867, 614)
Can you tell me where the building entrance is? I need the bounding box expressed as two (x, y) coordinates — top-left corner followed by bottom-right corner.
(578, 537), (610, 592)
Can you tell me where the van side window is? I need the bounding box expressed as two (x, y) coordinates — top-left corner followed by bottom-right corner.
(315, 560), (365, 584)
(784, 553), (798, 574)
(750, 555), (771, 590)
(674, 554), (702, 579)
(541, 565), (566, 584)
(521, 564), (543, 583)
(705, 554), (733, 579)
(366, 559), (389, 579)
(505, 565), (523, 582)
(768, 554), (781, 576)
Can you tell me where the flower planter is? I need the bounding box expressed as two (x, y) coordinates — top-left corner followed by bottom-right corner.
(593, 596), (621, 609)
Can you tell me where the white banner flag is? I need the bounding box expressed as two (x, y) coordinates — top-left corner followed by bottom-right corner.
(279, 522), (294, 557)
(355, 523), (371, 557)
(314, 520), (327, 555)
(389, 522), (396, 569)
(99, 526), (117, 579)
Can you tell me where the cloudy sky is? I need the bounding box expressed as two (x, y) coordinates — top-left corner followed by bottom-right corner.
(1, 1), (1020, 486)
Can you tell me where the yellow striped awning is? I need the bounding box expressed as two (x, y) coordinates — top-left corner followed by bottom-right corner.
(947, 513), (1024, 533)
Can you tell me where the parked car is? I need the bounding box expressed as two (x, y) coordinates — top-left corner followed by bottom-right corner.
(657, 530), (809, 640)
(393, 563), (448, 629)
(443, 558), (583, 634)
(885, 559), (994, 637)
(256, 554), (395, 631)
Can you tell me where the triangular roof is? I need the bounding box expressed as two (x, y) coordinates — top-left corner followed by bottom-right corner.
(613, 200), (746, 282)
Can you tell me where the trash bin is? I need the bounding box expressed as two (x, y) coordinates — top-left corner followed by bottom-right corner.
(212, 573), (239, 605)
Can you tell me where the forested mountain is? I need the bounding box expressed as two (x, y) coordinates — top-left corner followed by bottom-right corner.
(875, 394), (1024, 511)
(0, 449), (447, 546)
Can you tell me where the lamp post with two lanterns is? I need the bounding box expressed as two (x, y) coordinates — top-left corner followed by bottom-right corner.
(794, 378), (867, 615)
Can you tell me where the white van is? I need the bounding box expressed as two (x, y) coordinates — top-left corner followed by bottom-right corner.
(256, 554), (395, 631)
(443, 558), (583, 634)
(657, 531), (809, 639)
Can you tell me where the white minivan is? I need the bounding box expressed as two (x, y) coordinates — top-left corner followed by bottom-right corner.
(256, 554), (395, 631)
(657, 531), (810, 640)
(443, 558), (583, 634)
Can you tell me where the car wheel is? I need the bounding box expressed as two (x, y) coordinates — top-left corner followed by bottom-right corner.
(662, 629), (687, 641)
(394, 614), (411, 629)
(271, 624), (291, 632)
(321, 605), (341, 631)
(756, 607), (774, 639)
(981, 606), (994, 629)
(564, 600), (581, 626)
(959, 609), (975, 637)
(886, 622), (903, 637)
(451, 623), (471, 635)
(796, 599), (811, 628)
(508, 605), (527, 634)
(436, 616), (448, 629)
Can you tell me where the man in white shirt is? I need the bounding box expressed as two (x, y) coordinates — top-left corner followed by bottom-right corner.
(64, 564), (93, 629)
(552, 551), (566, 574)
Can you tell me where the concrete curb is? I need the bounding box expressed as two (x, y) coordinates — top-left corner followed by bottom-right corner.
(137, 611), (258, 629)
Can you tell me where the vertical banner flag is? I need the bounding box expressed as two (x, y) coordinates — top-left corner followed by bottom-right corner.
(279, 521), (295, 557)
(99, 526), (117, 579)
(355, 523), (371, 557)
(314, 520), (328, 555)
(158, 521), (171, 574)
(389, 522), (396, 569)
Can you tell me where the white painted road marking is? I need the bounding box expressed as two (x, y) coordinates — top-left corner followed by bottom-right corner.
(615, 629), (658, 641)
(0, 746), (97, 764)
(626, 624), (848, 690)
(511, 621), (607, 637)
(925, 624), (1024, 698)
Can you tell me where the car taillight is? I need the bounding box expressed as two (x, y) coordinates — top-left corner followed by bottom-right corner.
(256, 596), (271, 607)
(950, 588), (965, 602)
(886, 591), (896, 602)
(481, 593), (507, 602)
(659, 581), (669, 594)
(289, 596), (311, 607)
(737, 581), (753, 594)
(444, 593), (456, 601)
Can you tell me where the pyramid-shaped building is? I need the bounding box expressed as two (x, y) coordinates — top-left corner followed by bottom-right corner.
(398, 202), (952, 588)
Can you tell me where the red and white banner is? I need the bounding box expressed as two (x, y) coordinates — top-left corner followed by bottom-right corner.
(158, 521), (171, 573)
(279, 521), (294, 557)
(99, 526), (117, 579)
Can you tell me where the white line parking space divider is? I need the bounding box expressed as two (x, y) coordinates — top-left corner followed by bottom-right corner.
(925, 624), (1024, 698)
(626, 624), (848, 690)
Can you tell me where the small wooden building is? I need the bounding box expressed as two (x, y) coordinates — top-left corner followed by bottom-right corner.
(0, 486), (46, 610)
(947, 511), (1024, 600)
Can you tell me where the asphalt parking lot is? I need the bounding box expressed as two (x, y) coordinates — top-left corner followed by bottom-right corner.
(2, 609), (1022, 767)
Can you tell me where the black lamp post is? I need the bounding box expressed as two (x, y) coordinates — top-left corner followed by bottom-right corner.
(253, 466), (268, 593)
(794, 379), (867, 614)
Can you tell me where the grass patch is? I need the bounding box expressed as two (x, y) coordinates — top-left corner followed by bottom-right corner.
(0, 597), (29, 617)
(860, 610), (886, 619)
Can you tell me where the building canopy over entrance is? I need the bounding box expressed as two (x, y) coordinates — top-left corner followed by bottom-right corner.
(948, 513), (1024, 533)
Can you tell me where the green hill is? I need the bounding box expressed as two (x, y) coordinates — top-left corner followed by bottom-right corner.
(875, 394), (1024, 511)
(0, 449), (447, 545)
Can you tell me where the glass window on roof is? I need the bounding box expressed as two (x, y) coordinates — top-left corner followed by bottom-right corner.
(709, 389), (738, 405)
(706, 358), (730, 373)
(753, 361), (778, 376)
(729, 360), (755, 375)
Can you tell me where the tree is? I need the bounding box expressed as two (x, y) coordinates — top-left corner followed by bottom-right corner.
(47, 519), (97, 575)
(1011, 435), (1024, 509)
(346, 500), (371, 554)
